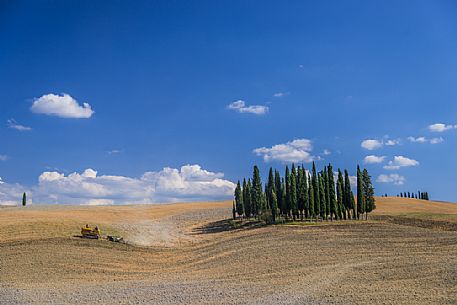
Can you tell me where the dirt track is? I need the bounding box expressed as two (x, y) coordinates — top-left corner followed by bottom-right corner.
(1, 198), (457, 304)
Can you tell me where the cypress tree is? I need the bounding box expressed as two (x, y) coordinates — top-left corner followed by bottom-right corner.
(323, 167), (330, 220)
(327, 164), (337, 221)
(242, 179), (247, 216)
(252, 166), (263, 216)
(232, 201), (236, 220)
(356, 165), (365, 220)
(281, 178), (287, 216)
(267, 168), (275, 209)
(234, 180), (244, 217)
(290, 164), (298, 220)
(362, 168), (375, 219)
(285, 165), (291, 218)
(336, 170), (344, 220)
(344, 170), (355, 219)
(318, 172), (326, 219)
(312, 162), (320, 219)
(297, 167), (305, 220)
(350, 190), (357, 219)
(271, 188), (278, 223)
(245, 179), (252, 218)
(303, 168), (309, 219)
(274, 170), (281, 208)
(308, 173), (315, 219)
(261, 190), (268, 216)
(22, 192), (26, 207)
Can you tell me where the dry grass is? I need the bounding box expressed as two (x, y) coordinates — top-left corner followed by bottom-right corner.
(1, 198), (457, 304)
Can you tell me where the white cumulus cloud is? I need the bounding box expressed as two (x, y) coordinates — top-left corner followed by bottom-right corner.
(361, 139), (383, 150)
(383, 156), (419, 170)
(377, 174), (405, 185)
(30, 164), (235, 205)
(385, 139), (400, 146)
(363, 155), (386, 164)
(428, 123), (456, 133)
(31, 93), (94, 119)
(408, 136), (444, 144)
(253, 138), (315, 163)
(7, 119), (32, 131)
(361, 138), (400, 150)
(227, 100), (268, 115)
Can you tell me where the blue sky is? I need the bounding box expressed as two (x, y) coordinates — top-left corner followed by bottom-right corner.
(1, 0), (457, 204)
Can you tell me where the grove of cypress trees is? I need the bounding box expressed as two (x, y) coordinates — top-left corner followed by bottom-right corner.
(234, 180), (244, 217)
(235, 164), (377, 224)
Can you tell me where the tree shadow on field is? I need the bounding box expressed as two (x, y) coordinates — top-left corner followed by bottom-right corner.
(192, 219), (266, 235)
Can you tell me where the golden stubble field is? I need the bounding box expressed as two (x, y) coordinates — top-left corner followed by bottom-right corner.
(1, 197), (457, 304)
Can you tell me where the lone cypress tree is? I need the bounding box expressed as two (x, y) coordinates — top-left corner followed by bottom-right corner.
(22, 192), (27, 206)
(308, 173), (315, 219)
(290, 164), (298, 220)
(327, 164), (337, 221)
(234, 181), (244, 217)
(252, 166), (263, 216)
(356, 165), (365, 220)
(363, 168), (376, 219)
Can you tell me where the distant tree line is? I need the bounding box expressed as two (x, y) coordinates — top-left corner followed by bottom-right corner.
(233, 162), (376, 223)
(396, 191), (430, 200)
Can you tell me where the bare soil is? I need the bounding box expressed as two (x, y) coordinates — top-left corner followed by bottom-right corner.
(1, 198), (457, 304)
